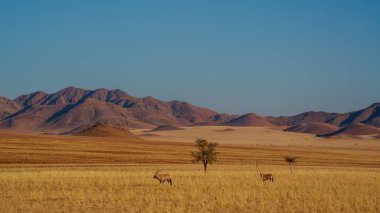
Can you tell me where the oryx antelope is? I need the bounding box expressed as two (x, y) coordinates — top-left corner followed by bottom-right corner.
(259, 171), (274, 182)
(153, 169), (172, 185)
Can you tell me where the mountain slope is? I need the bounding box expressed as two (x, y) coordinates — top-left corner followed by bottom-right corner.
(266, 111), (340, 126)
(268, 103), (380, 128)
(318, 123), (380, 138)
(224, 113), (273, 126)
(14, 91), (48, 107)
(0, 97), (22, 119)
(42, 98), (153, 131)
(284, 122), (339, 135)
(1, 87), (379, 137)
(0, 87), (229, 133)
(338, 103), (380, 127)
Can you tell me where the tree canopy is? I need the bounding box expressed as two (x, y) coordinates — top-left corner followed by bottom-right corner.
(191, 138), (219, 173)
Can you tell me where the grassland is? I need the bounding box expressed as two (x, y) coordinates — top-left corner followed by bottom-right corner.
(0, 128), (379, 212)
(0, 165), (379, 213)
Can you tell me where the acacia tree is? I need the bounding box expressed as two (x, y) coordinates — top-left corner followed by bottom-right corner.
(284, 156), (297, 173)
(191, 138), (219, 173)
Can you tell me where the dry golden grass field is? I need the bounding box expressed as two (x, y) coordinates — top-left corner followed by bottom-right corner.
(1, 165), (379, 213)
(0, 127), (380, 212)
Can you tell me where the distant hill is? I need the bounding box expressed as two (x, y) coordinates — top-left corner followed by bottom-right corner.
(0, 87), (235, 133)
(284, 122), (339, 135)
(0, 87), (379, 138)
(268, 103), (380, 128)
(266, 111), (339, 126)
(268, 103), (380, 138)
(318, 123), (380, 138)
(71, 124), (143, 139)
(223, 113), (273, 126)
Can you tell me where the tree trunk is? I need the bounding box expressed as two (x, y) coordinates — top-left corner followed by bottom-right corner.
(289, 162), (293, 173)
(203, 161), (207, 173)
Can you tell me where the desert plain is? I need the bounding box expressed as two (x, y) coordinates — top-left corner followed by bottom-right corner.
(0, 126), (379, 212)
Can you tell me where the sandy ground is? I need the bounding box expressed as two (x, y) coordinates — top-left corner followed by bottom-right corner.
(132, 126), (379, 148)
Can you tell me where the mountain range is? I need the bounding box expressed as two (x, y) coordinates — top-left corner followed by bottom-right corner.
(0, 87), (379, 138)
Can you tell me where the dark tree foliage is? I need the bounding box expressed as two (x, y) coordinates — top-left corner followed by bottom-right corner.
(191, 138), (219, 173)
(284, 156), (297, 173)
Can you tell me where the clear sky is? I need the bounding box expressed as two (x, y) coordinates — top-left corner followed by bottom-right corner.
(0, 0), (379, 116)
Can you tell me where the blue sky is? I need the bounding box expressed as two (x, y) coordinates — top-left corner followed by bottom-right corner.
(0, 0), (379, 116)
